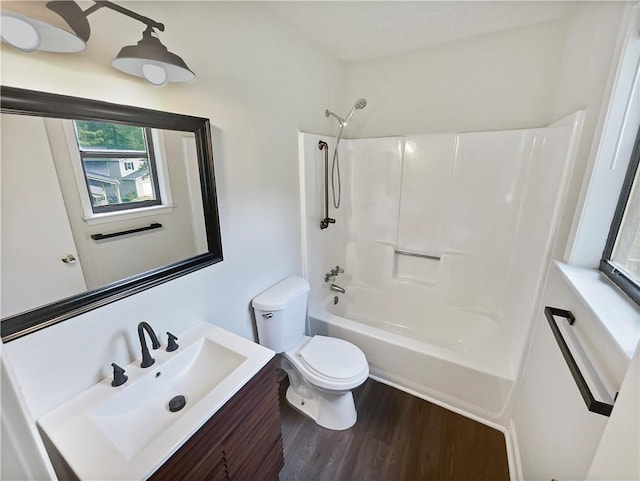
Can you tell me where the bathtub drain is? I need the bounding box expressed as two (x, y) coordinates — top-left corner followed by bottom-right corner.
(333, 296), (339, 305)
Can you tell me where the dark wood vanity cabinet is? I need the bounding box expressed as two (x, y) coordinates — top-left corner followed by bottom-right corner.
(150, 359), (283, 481)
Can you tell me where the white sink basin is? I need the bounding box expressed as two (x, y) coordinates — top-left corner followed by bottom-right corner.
(90, 337), (245, 459)
(38, 323), (274, 480)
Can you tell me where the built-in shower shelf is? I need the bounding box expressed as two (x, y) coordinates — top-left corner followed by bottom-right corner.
(394, 249), (441, 286)
(394, 250), (441, 261)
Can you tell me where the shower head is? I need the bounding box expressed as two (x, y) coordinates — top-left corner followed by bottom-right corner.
(325, 98), (367, 127)
(343, 98), (367, 125)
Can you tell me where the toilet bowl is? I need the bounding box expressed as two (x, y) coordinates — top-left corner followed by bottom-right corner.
(252, 276), (369, 430)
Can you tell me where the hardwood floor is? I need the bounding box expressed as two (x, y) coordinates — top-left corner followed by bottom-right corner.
(278, 376), (510, 481)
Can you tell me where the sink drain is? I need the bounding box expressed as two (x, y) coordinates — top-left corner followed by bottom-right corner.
(168, 395), (186, 412)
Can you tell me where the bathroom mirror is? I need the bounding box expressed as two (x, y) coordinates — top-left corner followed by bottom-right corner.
(1, 87), (222, 342)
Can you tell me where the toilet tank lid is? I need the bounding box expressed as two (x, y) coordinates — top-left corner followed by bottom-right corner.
(252, 276), (310, 311)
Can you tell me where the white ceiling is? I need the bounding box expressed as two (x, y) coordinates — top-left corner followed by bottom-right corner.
(265, 1), (577, 62)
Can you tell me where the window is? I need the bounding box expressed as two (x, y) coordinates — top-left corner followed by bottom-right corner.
(72, 120), (162, 213)
(601, 127), (640, 305)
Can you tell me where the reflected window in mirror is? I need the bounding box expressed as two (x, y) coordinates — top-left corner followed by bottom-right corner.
(1, 87), (223, 342)
(72, 121), (163, 214)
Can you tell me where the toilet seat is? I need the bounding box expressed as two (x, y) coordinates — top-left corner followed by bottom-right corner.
(300, 336), (367, 379)
(284, 336), (369, 391)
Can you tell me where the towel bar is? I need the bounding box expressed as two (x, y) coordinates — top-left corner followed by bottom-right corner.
(544, 306), (614, 417)
(91, 223), (163, 240)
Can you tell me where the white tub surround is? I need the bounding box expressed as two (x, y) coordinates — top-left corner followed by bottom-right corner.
(301, 111), (583, 422)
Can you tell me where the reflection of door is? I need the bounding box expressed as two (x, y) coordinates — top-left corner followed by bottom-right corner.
(1, 114), (87, 318)
(182, 135), (208, 254)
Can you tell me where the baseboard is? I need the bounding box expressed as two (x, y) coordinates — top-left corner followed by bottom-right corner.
(505, 419), (524, 481)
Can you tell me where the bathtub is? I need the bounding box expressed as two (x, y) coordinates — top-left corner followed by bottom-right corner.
(308, 285), (516, 422)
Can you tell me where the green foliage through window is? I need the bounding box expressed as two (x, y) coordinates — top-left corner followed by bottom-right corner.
(72, 120), (161, 213)
(74, 121), (146, 151)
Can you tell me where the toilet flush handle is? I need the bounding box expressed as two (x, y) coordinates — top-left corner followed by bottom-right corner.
(262, 312), (273, 319)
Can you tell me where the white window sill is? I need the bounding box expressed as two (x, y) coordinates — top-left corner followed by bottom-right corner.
(555, 260), (640, 359)
(83, 205), (175, 226)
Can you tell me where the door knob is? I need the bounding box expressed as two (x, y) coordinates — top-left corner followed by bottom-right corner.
(61, 254), (76, 264)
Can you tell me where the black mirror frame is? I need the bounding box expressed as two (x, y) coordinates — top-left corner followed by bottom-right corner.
(1, 86), (223, 342)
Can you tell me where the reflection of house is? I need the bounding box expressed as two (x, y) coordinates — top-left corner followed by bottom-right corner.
(123, 163), (152, 199)
(83, 158), (151, 206)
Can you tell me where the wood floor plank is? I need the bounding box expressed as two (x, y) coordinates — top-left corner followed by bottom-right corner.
(279, 375), (509, 481)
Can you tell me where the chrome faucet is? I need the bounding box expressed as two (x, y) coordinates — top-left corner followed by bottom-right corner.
(330, 283), (346, 294)
(138, 321), (161, 368)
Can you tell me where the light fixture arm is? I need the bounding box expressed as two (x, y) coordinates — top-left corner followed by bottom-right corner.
(87, 1), (164, 32)
(81, 3), (103, 17)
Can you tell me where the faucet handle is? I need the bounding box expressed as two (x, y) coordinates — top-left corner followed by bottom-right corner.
(110, 363), (128, 387)
(166, 332), (179, 352)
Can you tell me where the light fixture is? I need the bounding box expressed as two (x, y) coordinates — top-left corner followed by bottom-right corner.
(0, 1), (89, 53)
(1, 15), (41, 52)
(112, 27), (194, 86)
(0, 1), (195, 85)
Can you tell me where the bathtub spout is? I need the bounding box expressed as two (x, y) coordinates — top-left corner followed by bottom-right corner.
(330, 284), (346, 294)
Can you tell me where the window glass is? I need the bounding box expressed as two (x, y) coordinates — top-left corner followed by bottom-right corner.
(601, 129), (640, 304)
(609, 162), (640, 283)
(74, 120), (146, 151)
(72, 121), (161, 213)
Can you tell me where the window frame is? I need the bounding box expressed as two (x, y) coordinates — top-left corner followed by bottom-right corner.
(73, 122), (163, 214)
(600, 126), (640, 305)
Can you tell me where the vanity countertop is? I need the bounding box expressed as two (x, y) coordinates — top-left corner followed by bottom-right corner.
(37, 323), (274, 480)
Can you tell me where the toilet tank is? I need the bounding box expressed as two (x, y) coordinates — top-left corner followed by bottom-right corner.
(252, 276), (310, 353)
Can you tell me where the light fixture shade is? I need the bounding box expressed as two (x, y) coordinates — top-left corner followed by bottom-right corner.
(0, 1), (88, 53)
(112, 28), (195, 84)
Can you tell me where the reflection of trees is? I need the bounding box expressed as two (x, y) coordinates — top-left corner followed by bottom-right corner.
(75, 121), (145, 150)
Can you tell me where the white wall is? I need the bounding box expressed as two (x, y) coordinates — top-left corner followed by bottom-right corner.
(1, 352), (53, 480)
(507, 4), (638, 479)
(551, 1), (630, 261)
(510, 261), (639, 480)
(340, 19), (568, 137)
(1, 2), (342, 477)
(588, 345), (640, 481)
(510, 266), (610, 480)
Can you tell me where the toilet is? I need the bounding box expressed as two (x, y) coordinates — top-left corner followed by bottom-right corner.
(252, 276), (369, 430)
